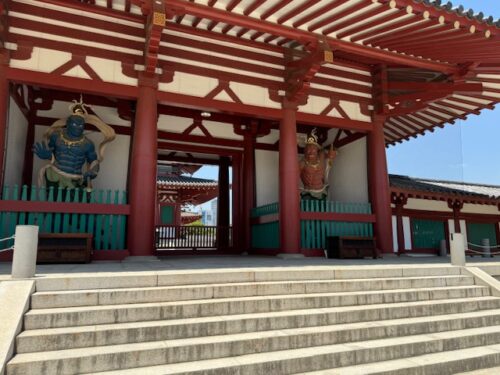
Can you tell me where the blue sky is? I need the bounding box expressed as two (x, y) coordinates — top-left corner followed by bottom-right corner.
(194, 1), (500, 187)
(387, 1), (500, 185)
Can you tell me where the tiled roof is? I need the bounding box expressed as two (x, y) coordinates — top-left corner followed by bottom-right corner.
(417, 0), (500, 28)
(157, 175), (218, 187)
(389, 174), (500, 200)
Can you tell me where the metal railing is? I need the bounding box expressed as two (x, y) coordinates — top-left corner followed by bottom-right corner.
(155, 225), (232, 250)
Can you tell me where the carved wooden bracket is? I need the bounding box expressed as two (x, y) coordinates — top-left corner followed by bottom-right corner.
(285, 38), (333, 104)
(144, 0), (166, 74)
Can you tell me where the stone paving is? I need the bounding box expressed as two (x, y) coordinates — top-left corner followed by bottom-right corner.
(1, 254), (500, 280)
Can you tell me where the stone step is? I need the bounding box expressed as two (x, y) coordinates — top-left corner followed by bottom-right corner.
(299, 344), (500, 374)
(16, 308), (500, 354)
(33, 266), (462, 292)
(455, 364), (500, 375)
(10, 326), (500, 375)
(23, 286), (491, 329)
(30, 275), (476, 309)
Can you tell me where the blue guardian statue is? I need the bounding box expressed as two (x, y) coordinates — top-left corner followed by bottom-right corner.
(33, 98), (115, 190)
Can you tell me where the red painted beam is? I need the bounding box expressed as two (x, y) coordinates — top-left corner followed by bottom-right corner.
(166, 0), (457, 74)
(308, 1), (368, 32)
(378, 0), (499, 34)
(300, 212), (376, 223)
(37, 0), (144, 23)
(337, 7), (401, 40)
(277, 0), (320, 24)
(6, 68), (139, 99)
(428, 103), (467, 120)
(158, 141), (241, 156)
(294, 0), (351, 29)
(0, 201), (130, 214)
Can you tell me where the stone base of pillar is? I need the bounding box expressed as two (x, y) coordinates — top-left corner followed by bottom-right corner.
(122, 256), (160, 262)
(276, 253), (305, 260)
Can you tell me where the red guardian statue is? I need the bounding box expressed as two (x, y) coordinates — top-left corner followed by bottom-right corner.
(299, 128), (337, 200)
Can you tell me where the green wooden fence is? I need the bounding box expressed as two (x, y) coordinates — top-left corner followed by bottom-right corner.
(301, 200), (373, 249)
(250, 200), (373, 250)
(0, 185), (128, 251)
(251, 202), (279, 249)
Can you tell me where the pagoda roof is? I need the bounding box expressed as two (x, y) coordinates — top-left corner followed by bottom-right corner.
(390, 174), (500, 203)
(157, 175), (218, 188)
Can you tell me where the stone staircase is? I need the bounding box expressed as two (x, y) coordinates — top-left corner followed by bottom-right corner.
(6, 266), (500, 374)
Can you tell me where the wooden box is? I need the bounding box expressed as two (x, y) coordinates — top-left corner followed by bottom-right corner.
(326, 236), (377, 259)
(37, 233), (93, 264)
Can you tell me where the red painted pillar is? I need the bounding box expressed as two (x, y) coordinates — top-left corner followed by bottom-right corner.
(368, 118), (393, 254)
(279, 101), (301, 254)
(242, 129), (255, 250)
(0, 63), (9, 188)
(231, 154), (242, 251)
(395, 204), (405, 254)
(218, 156), (230, 249)
(127, 73), (158, 256)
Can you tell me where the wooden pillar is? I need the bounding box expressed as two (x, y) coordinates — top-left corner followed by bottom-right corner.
(448, 199), (463, 233)
(242, 127), (256, 251)
(392, 193), (408, 255)
(231, 153), (242, 251)
(218, 156), (230, 249)
(0, 63), (9, 188)
(279, 102), (301, 253)
(127, 73), (158, 256)
(22, 121), (35, 186)
(368, 118), (393, 254)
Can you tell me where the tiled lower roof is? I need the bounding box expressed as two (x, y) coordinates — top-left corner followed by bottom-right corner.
(157, 175), (218, 188)
(419, 0), (500, 27)
(389, 174), (500, 200)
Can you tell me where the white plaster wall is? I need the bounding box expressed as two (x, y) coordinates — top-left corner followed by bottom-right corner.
(328, 137), (368, 203)
(392, 215), (398, 252)
(403, 216), (412, 250)
(461, 203), (500, 215)
(255, 150), (279, 206)
(405, 198), (452, 212)
(460, 220), (468, 247)
(32, 125), (130, 192)
(4, 97), (28, 187)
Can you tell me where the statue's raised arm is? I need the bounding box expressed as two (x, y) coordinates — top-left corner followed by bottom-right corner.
(33, 97), (115, 190)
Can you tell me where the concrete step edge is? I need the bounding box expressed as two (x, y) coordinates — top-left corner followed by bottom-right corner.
(16, 308), (500, 354)
(299, 343), (500, 374)
(31, 275), (474, 296)
(26, 285), (490, 314)
(9, 326), (500, 374)
(19, 307), (500, 339)
(23, 296), (500, 330)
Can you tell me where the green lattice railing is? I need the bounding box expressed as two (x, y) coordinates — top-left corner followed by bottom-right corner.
(251, 202), (279, 249)
(251, 200), (373, 250)
(300, 200), (373, 249)
(0, 185), (128, 251)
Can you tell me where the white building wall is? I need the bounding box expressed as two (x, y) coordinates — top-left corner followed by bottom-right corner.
(392, 215), (398, 252)
(404, 198), (452, 212)
(461, 203), (500, 215)
(32, 125), (130, 192)
(255, 150), (279, 206)
(403, 216), (412, 250)
(4, 97), (28, 187)
(328, 137), (368, 203)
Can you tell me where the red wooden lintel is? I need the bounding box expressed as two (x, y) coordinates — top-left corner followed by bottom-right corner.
(0, 200), (130, 215)
(300, 212), (376, 223)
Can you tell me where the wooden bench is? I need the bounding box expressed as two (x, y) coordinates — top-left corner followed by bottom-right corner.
(37, 233), (93, 264)
(326, 236), (377, 259)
